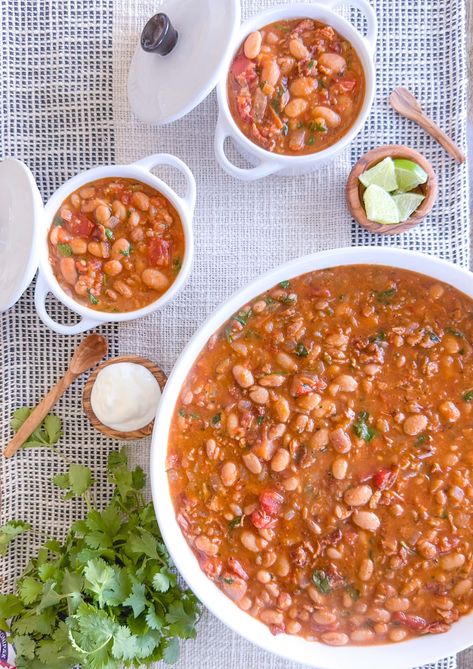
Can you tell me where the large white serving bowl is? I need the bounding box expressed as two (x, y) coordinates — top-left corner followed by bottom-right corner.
(215, 0), (377, 180)
(151, 246), (473, 669)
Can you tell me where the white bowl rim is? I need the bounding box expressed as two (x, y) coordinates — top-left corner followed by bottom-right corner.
(216, 1), (376, 165)
(151, 246), (473, 669)
(37, 159), (194, 325)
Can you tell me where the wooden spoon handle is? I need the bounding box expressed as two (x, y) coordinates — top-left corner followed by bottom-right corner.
(411, 111), (466, 164)
(4, 372), (75, 458)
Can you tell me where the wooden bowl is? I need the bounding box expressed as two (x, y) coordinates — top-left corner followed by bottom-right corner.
(83, 355), (167, 440)
(346, 145), (438, 235)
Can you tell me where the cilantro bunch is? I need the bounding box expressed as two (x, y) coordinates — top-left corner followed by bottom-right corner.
(0, 448), (200, 669)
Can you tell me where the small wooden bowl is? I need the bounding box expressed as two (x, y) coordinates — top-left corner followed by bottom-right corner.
(83, 355), (167, 440)
(346, 145), (438, 235)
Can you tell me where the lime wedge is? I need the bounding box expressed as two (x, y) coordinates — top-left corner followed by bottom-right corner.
(393, 158), (428, 192)
(363, 184), (400, 224)
(392, 193), (425, 221)
(359, 157), (398, 192)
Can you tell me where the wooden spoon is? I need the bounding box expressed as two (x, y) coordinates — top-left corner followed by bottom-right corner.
(389, 87), (465, 163)
(4, 334), (108, 458)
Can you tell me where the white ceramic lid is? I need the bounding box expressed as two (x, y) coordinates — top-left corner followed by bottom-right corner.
(0, 158), (43, 312)
(127, 0), (241, 125)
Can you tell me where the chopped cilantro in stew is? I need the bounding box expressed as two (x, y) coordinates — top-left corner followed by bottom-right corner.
(168, 265), (473, 646)
(227, 19), (365, 155)
(48, 177), (185, 313)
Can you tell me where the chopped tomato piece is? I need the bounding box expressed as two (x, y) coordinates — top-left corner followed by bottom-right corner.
(373, 466), (398, 490)
(393, 612), (427, 631)
(66, 213), (94, 238)
(259, 490), (284, 515)
(339, 78), (356, 92)
(250, 508), (277, 529)
(148, 238), (171, 267)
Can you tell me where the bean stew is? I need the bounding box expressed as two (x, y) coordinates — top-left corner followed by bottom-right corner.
(48, 177), (185, 312)
(168, 265), (473, 646)
(227, 19), (365, 155)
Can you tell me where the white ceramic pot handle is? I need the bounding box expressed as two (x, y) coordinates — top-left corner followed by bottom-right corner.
(132, 153), (196, 215)
(214, 116), (280, 182)
(326, 0), (377, 54)
(34, 273), (101, 335)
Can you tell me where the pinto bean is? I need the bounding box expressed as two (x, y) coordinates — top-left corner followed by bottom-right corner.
(221, 462), (238, 486)
(403, 414), (428, 435)
(313, 610), (336, 625)
(113, 280), (132, 298)
(332, 457), (348, 480)
(273, 397), (290, 422)
(242, 452), (262, 475)
(283, 476), (299, 491)
(261, 57), (280, 87)
(440, 552), (466, 571)
(439, 400), (460, 422)
(103, 260), (123, 276)
(352, 510), (380, 532)
(285, 98), (309, 118)
(350, 629), (374, 643)
(271, 448), (290, 472)
(79, 186), (95, 199)
(385, 597), (410, 612)
(359, 558), (374, 581)
(111, 238), (130, 258)
(344, 484), (373, 507)
(244, 31), (262, 59)
(222, 576), (247, 602)
(232, 364), (254, 388)
(310, 428), (329, 450)
(194, 534), (218, 556)
(142, 268), (169, 291)
(95, 204), (111, 224)
(260, 373), (286, 387)
(241, 531), (259, 552)
(389, 628), (407, 642)
(318, 52), (346, 75)
(290, 76), (317, 97)
(312, 106), (341, 128)
(289, 37), (309, 60)
(260, 609), (284, 626)
(330, 428), (351, 453)
(249, 385), (269, 404)
(112, 199), (127, 220)
(60, 257), (77, 285)
(335, 374), (358, 392)
(320, 632), (349, 646)
(131, 191), (150, 211)
(276, 351), (297, 371)
(451, 579), (472, 597)
(70, 238), (87, 254)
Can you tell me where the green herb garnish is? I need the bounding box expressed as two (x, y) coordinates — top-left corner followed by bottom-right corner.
(282, 123), (289, 136)
(308, 59), (315, 69)
(374, 287), (397, 302)
(53, 215), (63, 226)
(178, 408), (186, 417)
(256, 416), (265, 426)
(104, 228), (114, 240)
(446, 327), (464, 338)
(87, 289), (99, 305)
(0, 447), (200, 668)
(211, 413), (221, 425)
(345, 584), (360, 601)
(428, 331), (441, 343)
(0, 521), (31, 556)
(279, 280), (290, 289)
(311, 570), (332, 594)
(296, 342), (308, 357)
(369, 331), (386, 343)
(172, 257), (182, 274)
(57, 243), (72, 257)
(228, 516), (242, 530)
(10, 406), (62, 450)
(463, 390), (473, 402)
(234, 309), (252, 326)
(353, 411), (375, 442)
(415, 434), (427, 445)
(120, 245), (132, 257)
(307, 135), (315, 145)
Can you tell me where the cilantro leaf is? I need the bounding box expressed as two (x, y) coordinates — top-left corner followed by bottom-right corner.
(153, 571), (171, 593)
(0, 520), (31, 555)
(10, 407), (62, 450)
(123, 582), (147, 618)
(311, 570), (332, 594)
(353, 411), (376, 442)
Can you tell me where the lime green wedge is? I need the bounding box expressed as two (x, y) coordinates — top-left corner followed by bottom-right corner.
(393, 158), (428, 192)
(359, 157), (398, 192)
(392, 192), (425, 221)
(363, 184), (400, 224)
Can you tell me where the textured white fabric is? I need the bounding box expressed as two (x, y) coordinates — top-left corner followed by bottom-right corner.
(112, 1), (468, 668)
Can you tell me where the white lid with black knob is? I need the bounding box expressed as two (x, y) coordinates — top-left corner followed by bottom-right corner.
(127, 0), (240, 125)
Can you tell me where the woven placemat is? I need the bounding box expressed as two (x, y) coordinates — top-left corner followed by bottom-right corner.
(0, 0), (469, 668)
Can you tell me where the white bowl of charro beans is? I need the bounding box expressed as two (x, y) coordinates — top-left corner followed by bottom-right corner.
(151, 246), (473, 668)
(34, 153), (196, 335)
(214, 1), (377, 180)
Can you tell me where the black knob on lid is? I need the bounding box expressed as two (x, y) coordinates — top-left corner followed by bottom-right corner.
(141, 13), (178, 55)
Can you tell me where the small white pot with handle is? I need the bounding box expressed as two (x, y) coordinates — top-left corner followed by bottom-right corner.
(34, 154), (196, 335)
(215, 0), (377, 181)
